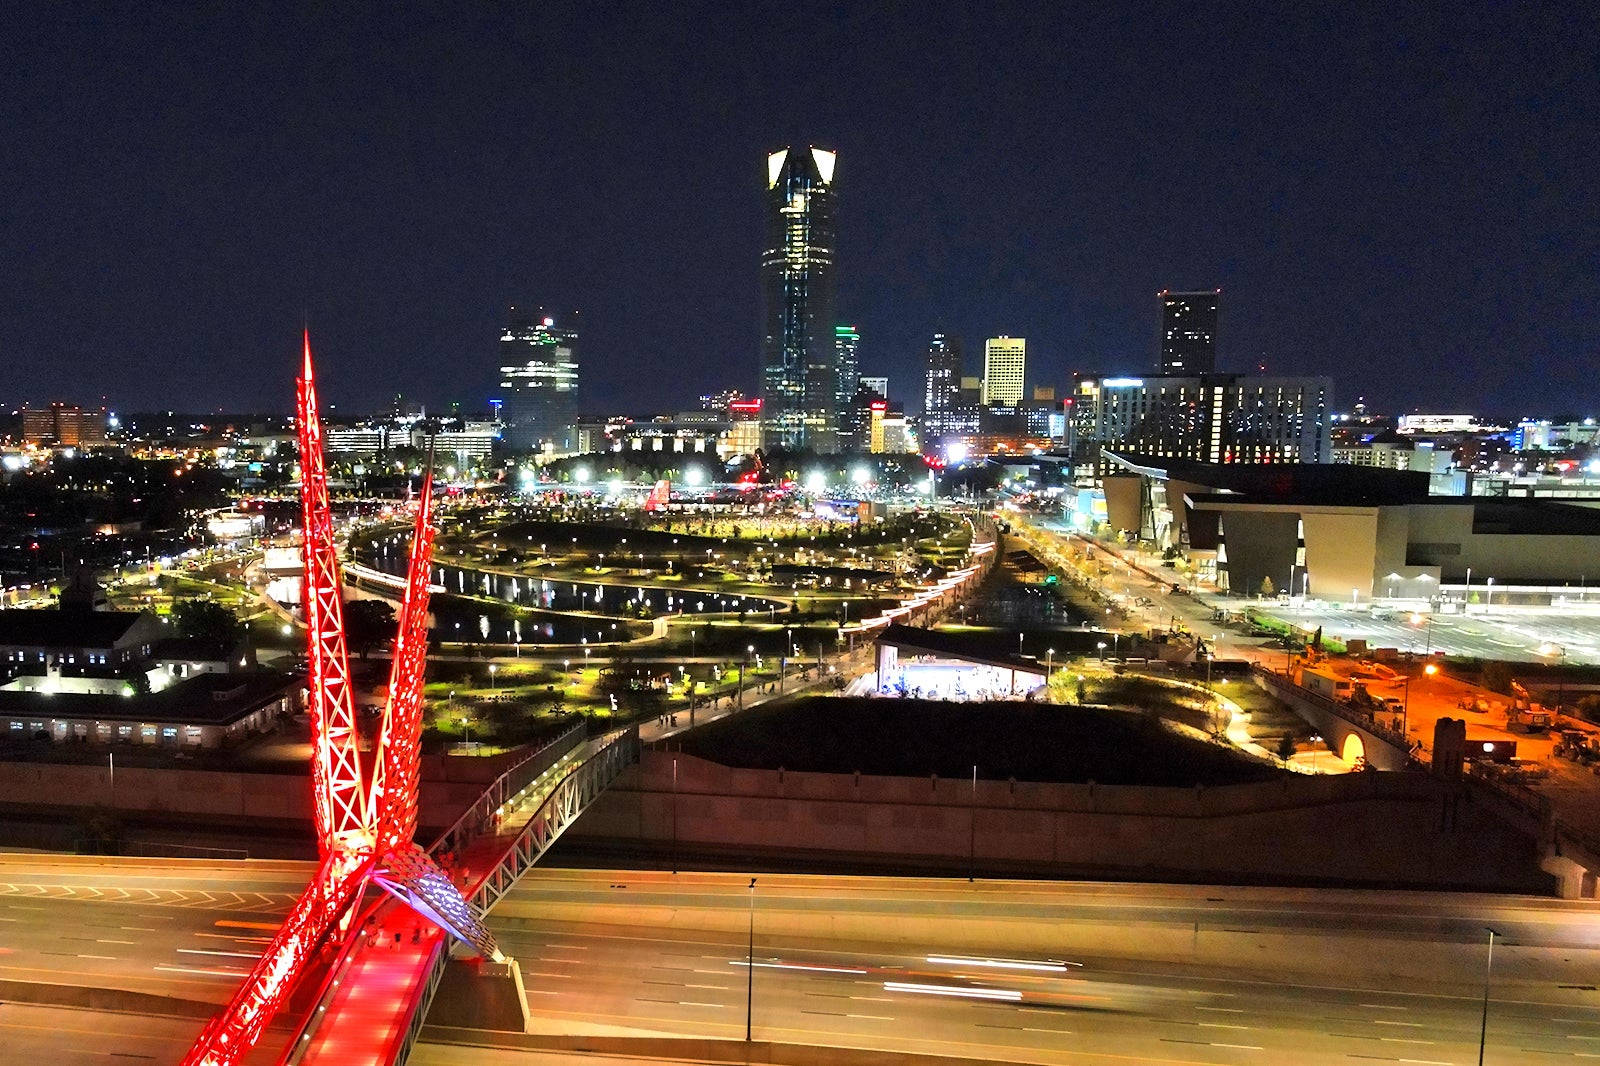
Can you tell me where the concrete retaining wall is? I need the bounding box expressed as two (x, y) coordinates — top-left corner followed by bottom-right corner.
(566, 751), (1550, 892)
(0, 762), (483, 831)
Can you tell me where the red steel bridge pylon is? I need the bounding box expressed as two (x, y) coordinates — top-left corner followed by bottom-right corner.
(180, 334), (500, 1066)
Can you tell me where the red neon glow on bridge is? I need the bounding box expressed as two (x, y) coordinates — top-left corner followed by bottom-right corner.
(180, 334), (498, 1066)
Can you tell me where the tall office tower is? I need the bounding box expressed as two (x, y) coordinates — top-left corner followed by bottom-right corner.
(1159, 289), (1220, 374)
(858, 375), (888, 398)
(498, 306), (579, 452)
(982, 336), (1026, 406)
(761, 146), (839, 451)
(923, 333), (962, 419)
(838, 323), (864, 448)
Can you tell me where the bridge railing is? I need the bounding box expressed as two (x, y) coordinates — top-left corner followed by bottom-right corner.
(390, 725), (641, 1066)
(1252, 665), (1415, 756)
(428, 720), (587, 859)
(279, 722), (588, 1064)
(470, 726), (641, 912)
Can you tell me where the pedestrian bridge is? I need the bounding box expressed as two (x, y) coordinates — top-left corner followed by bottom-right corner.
(281, 724), (640, 1065)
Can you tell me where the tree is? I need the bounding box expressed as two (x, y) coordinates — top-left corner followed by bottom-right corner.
(344, 599), (397, 659)
(171, 599), (244, 644)
(1075, 676), (1087, 705)
(1276, 733), (1298, 761)
(1259, 576), (1276, 598)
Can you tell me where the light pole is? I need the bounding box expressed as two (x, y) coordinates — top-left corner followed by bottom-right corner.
(740, 644), (752, 709)
(489, 663), (497, 699)
(1478, 927), (1497, 1066)
(746, 877), (757, 1042)
(1046, 647), (1055, 682)
(1097, 641), (1107, 662)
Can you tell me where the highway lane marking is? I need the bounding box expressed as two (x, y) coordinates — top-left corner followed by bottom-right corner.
(177, 948), (260, 959)
(153, 963), (250, 978)
(1362, 1003), (1410, 1010)
(0, 1020), (188, 1044)
(95, 939), (136, 945)
(520, 1002), (1232, 1063)
(76, 954), (117, 960)
(1196, 1006), (1246, 1013)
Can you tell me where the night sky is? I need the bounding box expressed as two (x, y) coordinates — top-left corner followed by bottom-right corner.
(5, 3), (1597, 419)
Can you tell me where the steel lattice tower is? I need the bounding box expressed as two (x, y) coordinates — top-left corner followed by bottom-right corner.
(180, 334), (500, 1066)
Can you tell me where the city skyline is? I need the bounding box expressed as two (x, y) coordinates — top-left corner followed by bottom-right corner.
(4, 5), (1597, 419)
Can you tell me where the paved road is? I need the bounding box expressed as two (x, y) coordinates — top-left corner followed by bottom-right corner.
(0, 854), (319, 1064)
(450, 868), (1600, 1066)
(0, 1002), (202, 1064)
(0, 854), (309, 1008)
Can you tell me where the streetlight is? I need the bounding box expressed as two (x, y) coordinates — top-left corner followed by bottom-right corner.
(745, 877), (758, 1041)
(489, 662), (497, 698)
(1096, 641), (1106, 662)
(1046, 647), (1055, 681)
(740, 644), (753, 709)
(1478, 927), (1497, 1066)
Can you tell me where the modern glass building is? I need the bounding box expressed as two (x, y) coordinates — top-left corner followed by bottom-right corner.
(761, 146), (838, 451)
(1159, 289), (1220, 374)
(498, 306), (579, 453)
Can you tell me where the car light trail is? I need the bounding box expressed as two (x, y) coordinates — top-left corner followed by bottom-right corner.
(730, 960), (869, 974)
(926, 954), (1081, 972)
(884, 981), (1023, 1001)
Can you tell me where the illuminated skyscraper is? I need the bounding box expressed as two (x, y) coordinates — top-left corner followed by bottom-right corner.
(982, 336), (1026, 407)
(762, 146), (838, 451)
(1159, 289), (1220, 374)
(922, 333), (963, 438)
(834, 325), (859, 418)
(499, 307), (579, 452)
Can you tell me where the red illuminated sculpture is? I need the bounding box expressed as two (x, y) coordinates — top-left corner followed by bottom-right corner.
(180, 335), (499, 1065)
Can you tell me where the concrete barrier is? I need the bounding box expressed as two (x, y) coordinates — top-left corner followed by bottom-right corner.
(564, 751), (1551, 892)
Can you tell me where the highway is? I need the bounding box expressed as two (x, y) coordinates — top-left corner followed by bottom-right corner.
(421, 868), (1600, 1066)
(0, 853), (311, 1064)
(4, 855), (1599, 1065)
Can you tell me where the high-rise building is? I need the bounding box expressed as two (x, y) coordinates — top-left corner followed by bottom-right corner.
(982, 337), (1026, 407)
(923, 333), (962, 418)
(498, 307), (579, 453)
(1159, 290), (1220, 374)
(761, 146), (839, 451)
(20, 402), (108, 447)
(858, 375), (888, 398)
(1070, 372), (1332, 469)
(833, 325), (859, 422)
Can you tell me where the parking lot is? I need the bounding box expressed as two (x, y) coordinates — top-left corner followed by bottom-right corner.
(1263, 603), (1600, 665)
